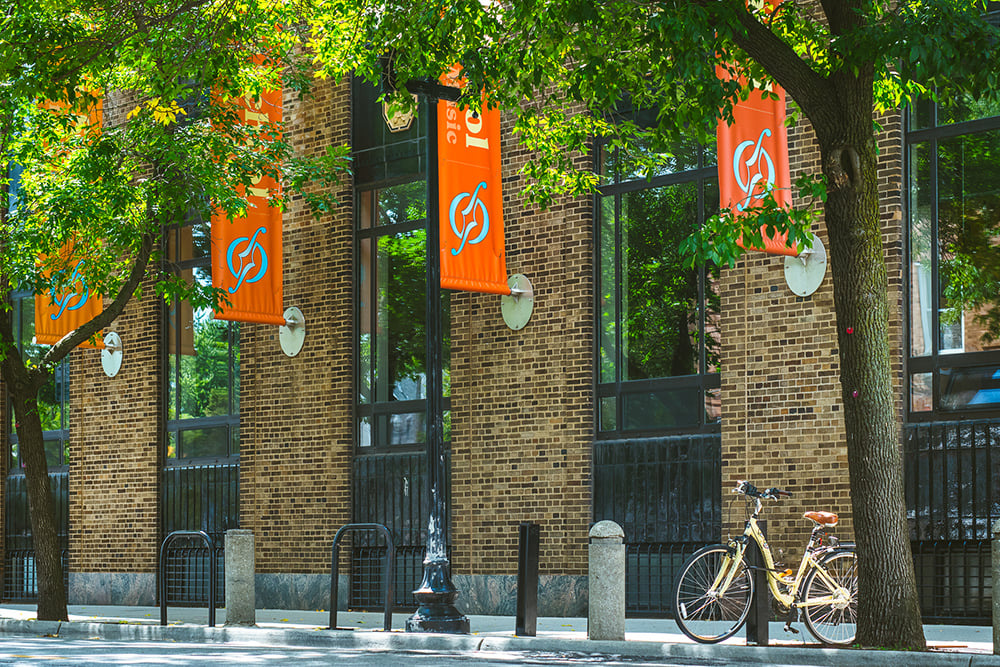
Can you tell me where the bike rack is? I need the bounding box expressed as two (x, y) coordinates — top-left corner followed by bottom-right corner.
(330, 523), (394, 631)
(159, 530), (217, 627)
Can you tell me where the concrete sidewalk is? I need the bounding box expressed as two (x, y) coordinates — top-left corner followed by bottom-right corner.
(0, 604), (996, 666)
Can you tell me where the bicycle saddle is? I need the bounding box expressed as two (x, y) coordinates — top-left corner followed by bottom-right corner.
(804, 511), (838, 527)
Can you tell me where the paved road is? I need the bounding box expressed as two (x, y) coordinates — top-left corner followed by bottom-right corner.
(0, 634), (807, 667)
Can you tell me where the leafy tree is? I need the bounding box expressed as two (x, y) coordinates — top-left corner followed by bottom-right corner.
(308, 0), (1000, 648)
(1, 0), (346, 620)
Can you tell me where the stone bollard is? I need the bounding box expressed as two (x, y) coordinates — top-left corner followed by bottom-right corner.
(225, 529), (256, 627)
(994, 519), (1000, 654)
(588, 520), (625, 641)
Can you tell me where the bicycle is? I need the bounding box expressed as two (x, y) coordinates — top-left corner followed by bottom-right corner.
(672, 480), (858, 646)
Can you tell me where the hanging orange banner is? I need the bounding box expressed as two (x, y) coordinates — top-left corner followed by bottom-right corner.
(35, 247), (104, 349)
(437, 65), (509, 295)
(34, 98), (105, 349)
(716, 69), (798, 257)
(210, 86), (285, 326)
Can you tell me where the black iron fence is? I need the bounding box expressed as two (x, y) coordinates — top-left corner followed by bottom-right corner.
(905, 418), (1000, 623)
(352, 450), (451, 610)
(912, 539), (991, 624)
(161, 461), (238, 606)
(3, 472), (68, 601)
(594, 433), (722, 615)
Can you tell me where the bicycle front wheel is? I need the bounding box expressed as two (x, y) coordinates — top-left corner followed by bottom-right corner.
(672, 544), (753, 643)
(801, 549), (858, 646)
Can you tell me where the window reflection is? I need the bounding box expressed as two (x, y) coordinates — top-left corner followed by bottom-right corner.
(621, 183), (702, 380)
(910, 373), (933, 413)
(165, 219), (239, 460)
(939, 366), (1000, 411)
(357, 180), (450, 448)
(377, 229), (428, 401)
(937, 130), (1000, 355)
(907, 89), (1000, 416)
(598, 139), (720, 434)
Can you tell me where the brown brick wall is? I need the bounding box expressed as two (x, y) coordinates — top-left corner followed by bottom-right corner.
(70, 89), (162, 575)
(239, 78), (354, 575)
(70, 287), (162, 573)
(449, 111), (593, 577)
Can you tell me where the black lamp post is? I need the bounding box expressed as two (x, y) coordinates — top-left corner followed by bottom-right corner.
(405, 82), (470, 634)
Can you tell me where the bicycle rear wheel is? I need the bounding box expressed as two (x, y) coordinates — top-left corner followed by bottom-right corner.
(801, 549), (858, 646)
(672, 544), (753, 643)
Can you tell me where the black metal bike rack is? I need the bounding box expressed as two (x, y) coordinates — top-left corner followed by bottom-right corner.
(330, 523), (394, 631)
(159, 530), (216, 627)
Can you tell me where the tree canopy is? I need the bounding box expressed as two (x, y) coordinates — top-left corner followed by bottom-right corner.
(1, 0), (346, 620)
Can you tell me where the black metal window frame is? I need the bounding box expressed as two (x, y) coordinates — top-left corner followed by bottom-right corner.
(162, 219), (241, 465)
(904, 95), (1000, 423)
(352, 78), (451, 455)
(594, 139), (722, 440)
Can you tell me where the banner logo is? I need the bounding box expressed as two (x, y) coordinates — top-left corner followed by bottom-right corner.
(733, 128), (775, 211)
(50, 261), (90, 321)
(448, 181), (490, 256)
(225, 226), (269, 294)
(715, 66), (797, 257)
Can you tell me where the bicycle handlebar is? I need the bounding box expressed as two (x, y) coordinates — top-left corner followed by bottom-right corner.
(734, 480), (792, 500)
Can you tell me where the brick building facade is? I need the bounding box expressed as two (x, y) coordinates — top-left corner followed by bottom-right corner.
(2, 65), (998, 622)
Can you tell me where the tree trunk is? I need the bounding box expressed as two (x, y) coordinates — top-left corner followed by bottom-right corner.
(9, 388), (68, 622)
(820, 110), (925, 649)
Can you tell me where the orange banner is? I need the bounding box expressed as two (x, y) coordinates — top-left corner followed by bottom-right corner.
(716, 70), (798, 257)
(437, 65), (509, 295)
(210, 86), (285, 326)
(35, 247), (104, 349)
(34, 99), (105, 349)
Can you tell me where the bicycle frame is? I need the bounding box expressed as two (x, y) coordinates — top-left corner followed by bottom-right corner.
(713, 499), (849, 612)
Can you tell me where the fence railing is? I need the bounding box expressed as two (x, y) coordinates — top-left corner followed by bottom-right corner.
(160, 461), (237, 606)
(3, 471), (69, 602)
(352, 451), (452, 610)
(594, 433), (721, 615)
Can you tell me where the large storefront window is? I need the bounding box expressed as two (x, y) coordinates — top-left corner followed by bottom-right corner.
(596, 136), (721, 435)
(354, 79), (449, 450)
(907, 89), (1000, 417)
(164, 217), (240, 459)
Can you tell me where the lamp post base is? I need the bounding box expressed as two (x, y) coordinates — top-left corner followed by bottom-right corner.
(405, 561), (470, 634)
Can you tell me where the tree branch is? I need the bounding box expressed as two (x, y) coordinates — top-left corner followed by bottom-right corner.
(40, 230), (156, 367)
(724, 0), (839, 133)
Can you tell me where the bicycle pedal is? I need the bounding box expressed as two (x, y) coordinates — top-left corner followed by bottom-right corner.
(783, 623), (800, 635)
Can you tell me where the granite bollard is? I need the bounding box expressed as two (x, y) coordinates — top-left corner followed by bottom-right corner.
(225, 529), (256, 627)
(588, 520), (625, 641)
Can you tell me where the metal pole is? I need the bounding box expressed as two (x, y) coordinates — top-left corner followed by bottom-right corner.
(516, 522), (540, 636)
(745, 520), (769, 646)
(406, 94), (469, 633)
(993, 519), (1000, 654)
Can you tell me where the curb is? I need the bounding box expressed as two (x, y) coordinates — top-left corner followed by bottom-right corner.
(1, 618), (998, 667)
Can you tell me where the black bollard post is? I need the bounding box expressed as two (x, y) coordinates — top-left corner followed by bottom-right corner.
(516, 522), (540, 636)
(745, 520), (769, 646)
